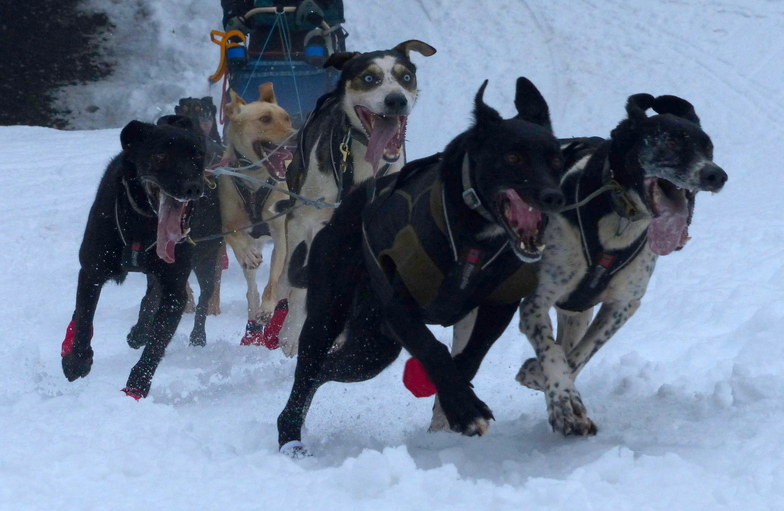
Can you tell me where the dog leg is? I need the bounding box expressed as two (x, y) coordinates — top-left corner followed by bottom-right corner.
(566, 299), (641, 379)
(277, 219), (360, 453)
(243, 265), (261, 322)
(383, 290), (494, 436)
(278, 208), (332, 357)
(430, 309), (477, 432)
(518, 295), (597, 436)
(517, 307), (593, 391)
(62, 269), (105, 381)
(189, 243), (221, 347)
(206, 244), (224, 316)
(259, 213), (287, 322)
(124, 269), (189, 398)
(127, 275), (162, 349)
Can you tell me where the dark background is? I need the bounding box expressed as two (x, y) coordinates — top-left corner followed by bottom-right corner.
(0, 0), (112, 128)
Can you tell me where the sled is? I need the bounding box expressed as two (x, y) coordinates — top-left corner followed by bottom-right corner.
(210, 0), (347, 126)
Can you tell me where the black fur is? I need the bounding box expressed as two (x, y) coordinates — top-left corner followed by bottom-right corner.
(61, 116), (206, 397)
(277, 78), (565, 453)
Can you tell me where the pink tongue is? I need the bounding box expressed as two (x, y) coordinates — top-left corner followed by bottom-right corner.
(156, 194), (187, 263)
(504, 189), (541, 235)
(647, 185), (688, 256)
(364, 116), (400, 173)
(266, 147), (293, 179)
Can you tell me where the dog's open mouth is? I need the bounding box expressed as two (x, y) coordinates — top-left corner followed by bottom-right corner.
(252, 140), (293, 181)
(355, 106), (406, 173)
(646, 177), (694, 256)
(144, 181), (193, 264)
(499, 188), (547, 262)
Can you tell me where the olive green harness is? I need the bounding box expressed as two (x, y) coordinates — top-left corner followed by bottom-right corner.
(362, 154), (538, 326)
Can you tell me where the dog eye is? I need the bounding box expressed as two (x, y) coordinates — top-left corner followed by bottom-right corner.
(363, 74), (375, 83)
(260, 115), (272, 123)
(505, 153), (522, 164)
(402, 74), (412, 82)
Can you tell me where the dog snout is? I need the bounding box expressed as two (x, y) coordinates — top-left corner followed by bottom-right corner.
(384, 93), (408, 114)
(182, 179), (204, 200)
(539, 187), (566, 212)
(698, 163), (727, 192)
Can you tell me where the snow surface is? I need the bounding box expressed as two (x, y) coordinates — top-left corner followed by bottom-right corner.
(3, 0), (784, 509)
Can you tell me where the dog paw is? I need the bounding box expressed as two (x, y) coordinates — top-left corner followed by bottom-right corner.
(126, 325), (149, 349)
(515, 358), (545, 391)
(189, 330), (207, 347)
(62, 349), (93, 382)
(237, 246), (262, 270)
(280, 440), (312, 459)
(545, 387), (597, 437)
(439, 386), (494, 437)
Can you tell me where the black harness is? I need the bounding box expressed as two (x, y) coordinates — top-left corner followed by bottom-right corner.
(228, 148), (285, 238)
(556, 159), (648, 312)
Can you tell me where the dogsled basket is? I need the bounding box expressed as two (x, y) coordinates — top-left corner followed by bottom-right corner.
(211, 0), (347, 126)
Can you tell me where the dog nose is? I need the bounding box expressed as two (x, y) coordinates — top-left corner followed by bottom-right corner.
(384, 93), (408, 114)
(539, 187), (566, 212)
(698, 163), (727, 192)
(182, 180), (204, 200)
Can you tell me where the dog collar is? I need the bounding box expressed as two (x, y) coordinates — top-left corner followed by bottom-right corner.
(460, 154), (495, 222)
(122, 177), (156, 218)
(601, 159), (647, 221)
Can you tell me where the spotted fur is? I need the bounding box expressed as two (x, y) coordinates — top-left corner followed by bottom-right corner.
(515, 95), (727, 436)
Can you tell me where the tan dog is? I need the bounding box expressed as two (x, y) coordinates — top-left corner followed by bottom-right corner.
(218, 83), (295, 345)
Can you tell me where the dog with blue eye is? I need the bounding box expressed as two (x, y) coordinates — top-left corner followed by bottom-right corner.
(269, 40), (437, 357)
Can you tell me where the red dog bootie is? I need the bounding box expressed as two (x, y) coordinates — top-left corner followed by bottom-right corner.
(260, 300), (288, 350)
(403, 357), (437, 397)
(240, 320), (264, 346)
(61, 320), (93, 356)
(121, 387), (145, 400)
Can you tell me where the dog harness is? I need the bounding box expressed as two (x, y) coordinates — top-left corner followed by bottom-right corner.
(362, 153), (538, 326)
(228, 148), (285, 238)
(556, 159), (648, 312)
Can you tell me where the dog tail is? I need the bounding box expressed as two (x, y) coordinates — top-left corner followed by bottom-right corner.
(288, 241), (309, 289)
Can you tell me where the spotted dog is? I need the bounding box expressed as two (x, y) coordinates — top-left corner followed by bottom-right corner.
(514, 94), (727, 436)
(271, 40), (437, 356)
(276, 78), (566, 456)
(61, 115), (206, 398)
(217, 84), (295, 346)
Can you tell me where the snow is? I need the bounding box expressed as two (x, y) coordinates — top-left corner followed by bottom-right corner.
(3, 0), (784, 509)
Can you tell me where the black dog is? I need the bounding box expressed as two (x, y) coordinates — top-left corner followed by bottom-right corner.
(511, 94), (727, 435)
(127, 99), (226, 348)
(276, 78), (566, 455)
(61, 115), (206, 398)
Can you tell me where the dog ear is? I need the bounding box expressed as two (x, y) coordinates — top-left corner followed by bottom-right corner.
(651, 95), (701, 126)
(258, 82), (278, 104)
(392, 40), (436, 58)
(120, 120), (151, 152)
(174, 97), (190, 116)
(513, 77), (553, 132)
(625, 93), (655, 123)
(473, 80), (503, 128)
(324, 51), (361, 70)
(224, 90), (245, 119)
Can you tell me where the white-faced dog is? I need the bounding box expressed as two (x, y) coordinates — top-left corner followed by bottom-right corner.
(514, 94), (727, 436)
(269, 40), (436, 356)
